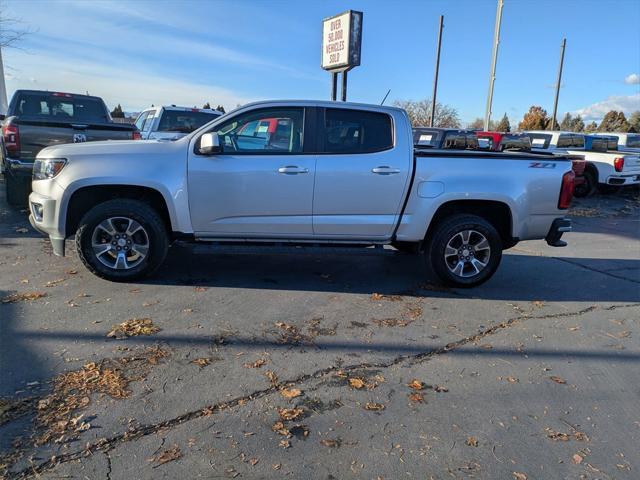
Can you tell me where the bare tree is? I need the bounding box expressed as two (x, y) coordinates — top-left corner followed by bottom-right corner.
(393, 98), (460, 128)
(0, 16), (35, 49)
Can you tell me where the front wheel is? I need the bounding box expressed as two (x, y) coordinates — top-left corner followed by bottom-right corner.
(426, 214), (502, 288)
(75, 199), (169, 281)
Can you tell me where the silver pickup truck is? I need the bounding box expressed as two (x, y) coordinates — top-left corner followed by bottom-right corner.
(28, 100), (574, 287)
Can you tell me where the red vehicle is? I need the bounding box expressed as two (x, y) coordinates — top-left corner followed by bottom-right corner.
(478, 131), (585, 190)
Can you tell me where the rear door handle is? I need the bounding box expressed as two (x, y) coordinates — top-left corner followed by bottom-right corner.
(372, 166), (401, 175)
(278, 166), (309, 175)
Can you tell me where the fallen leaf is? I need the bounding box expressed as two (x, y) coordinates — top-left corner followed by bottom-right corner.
(532, 300), (545, 308)
(407, 379), (425, 390)
(66, 269), (78, 275)
(349, 378), (366, 389)
(45, 278), (65, 287)
(243, 358), (267, 369)
(512, 473), (528, 480)
(466, 436), (479, 447)
(364, 402), (385, 411)
(371, 293), (402, 301)
(150, 445), (182, 465)
(433, 385), (449, 393)
(572, 453), (583, 464)
(1, 292), (47, 304)
(320, 438), (341, 447)
(249, 458), (259, 466)
(191, 358), (211, 368)
(279, 439), (291, 449)
(549, 376), (567, 385)
(272, 464), (281, 470)
(278, 407), (304, 421)
(506, 376), (519, 384)
(271, 421), (290, 437)
(408, 392), (424, 403)
(265, 370), (278, 384)
(107, 318), (160, 339)
(280, 388), (302, 399)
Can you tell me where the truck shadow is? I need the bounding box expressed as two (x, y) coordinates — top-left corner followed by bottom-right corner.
(146, 244), (640, 303)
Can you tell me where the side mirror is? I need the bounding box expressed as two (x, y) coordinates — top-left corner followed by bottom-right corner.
(199, 133), (221, 155)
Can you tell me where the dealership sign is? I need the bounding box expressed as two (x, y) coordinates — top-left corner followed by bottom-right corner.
(321, 10), (363, 72)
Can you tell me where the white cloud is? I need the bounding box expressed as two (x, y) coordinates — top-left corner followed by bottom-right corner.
(624, 73), (640, 85)
(573, 94), (640, 122)
(5, 53), (254, 112)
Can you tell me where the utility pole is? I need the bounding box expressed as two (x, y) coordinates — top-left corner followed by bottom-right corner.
(550, 38), (566, 131)
(430, 15), (444, 127)
(0, 47), (8, 116)
(484, 0), (504, 131)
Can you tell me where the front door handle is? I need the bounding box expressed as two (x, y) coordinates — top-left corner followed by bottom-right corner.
(278, 166), (309, 175)
(372, 166), (401, 175)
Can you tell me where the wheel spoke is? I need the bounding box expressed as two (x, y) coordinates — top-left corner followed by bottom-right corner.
(114, 252), (129, 270)
(460, 230), (471, 244)
(131, 243), (149, 259)
(125, 219), (144, 237)
(451, 261), (465, 276)
(92, 243), (111, 257)
(445, 245), (458, 258)
(473, 238), (490, 251)
(97, 218), (117, 236)
(470, 258), (487, 274)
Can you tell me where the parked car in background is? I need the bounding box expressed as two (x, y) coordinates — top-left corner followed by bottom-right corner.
(413, 127), (479, 150)
(525, 131), (640, 196)
(1, 90), (141, 205)
(594, 132), (640, 153)
(134, 106), (223, 140)
(476, 131), (532, 152)
(29, 100), (574, 288)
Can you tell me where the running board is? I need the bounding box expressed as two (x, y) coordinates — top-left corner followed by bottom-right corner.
(188, 242), (398, 256)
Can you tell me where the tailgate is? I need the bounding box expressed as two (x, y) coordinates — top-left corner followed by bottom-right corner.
(622, 154), (640, 172)
(17, 120), (135, 161)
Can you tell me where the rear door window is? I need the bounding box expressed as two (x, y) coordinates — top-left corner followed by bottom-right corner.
(134, 111), (150, 131)
(16, 93), (109, 122)
(323, 108), (393, 154)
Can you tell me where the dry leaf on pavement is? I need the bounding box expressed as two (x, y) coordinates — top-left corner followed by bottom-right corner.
(280, 388), (302, 399)
(1, 292), (47, 304)
(150, 445), (182, 466)
(278, 407), (304, 421)
(320, 438), (341, 447)
(349, 378), (366, 389)
(572, 453), (583, 464)
(364, 402), (385, 411)
(408, 392), (424, 403)
(512, 473), (528, 480)
(107, 318), (160, 339)
(243, 358), (267, 369)
(408, 379), (425, 390)
(466, 436), (479, 447)
(191, 358), (211, 368)
(549, 376), (567, 384)
(506, 376), (519, 383)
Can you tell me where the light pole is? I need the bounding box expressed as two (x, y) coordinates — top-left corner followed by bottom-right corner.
(484, 0), (504, 131)
(550, 38), (566, 131)
(430, 15), (444, 127)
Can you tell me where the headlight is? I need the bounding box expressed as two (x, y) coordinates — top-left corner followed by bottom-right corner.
(33, 158), (67, 180)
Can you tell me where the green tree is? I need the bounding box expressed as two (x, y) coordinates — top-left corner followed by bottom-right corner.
(627, 111), (640, 133)
(598, 111), (630, 132)
(584, 121), (598, 133)
(216, 105), (226, 114)
(518, 106), (550, 131)
(393, 99), (461, 128)
(110, 104), (124, 118)
(202, 102), (211, 109)
(495, 113), (510, 132)
(559, 113), (585, 132)
(572, 115), (585, 132)
(560, 113), (574, 131)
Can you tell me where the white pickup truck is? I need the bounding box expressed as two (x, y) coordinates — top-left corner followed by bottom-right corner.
(594, 132), (640, 153)
(134, 105), (222, 141)
(28, 100), (574, 287)
(525, 130), (640, 196)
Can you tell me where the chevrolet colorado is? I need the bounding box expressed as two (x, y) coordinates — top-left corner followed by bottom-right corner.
(28, 100), (574, 287)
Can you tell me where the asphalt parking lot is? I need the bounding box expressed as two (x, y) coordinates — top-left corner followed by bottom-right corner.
(1, 178), (638, 480)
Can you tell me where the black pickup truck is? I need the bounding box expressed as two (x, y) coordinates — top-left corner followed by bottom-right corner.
(1, 90), (141, 205)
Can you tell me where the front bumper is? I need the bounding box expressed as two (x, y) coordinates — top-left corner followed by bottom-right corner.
(545, 217), (571, 247)
(28, 189), (66, 256)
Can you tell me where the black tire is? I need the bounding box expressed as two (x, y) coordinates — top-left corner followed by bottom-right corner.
(5, 174), (29, 206)
(75, 199), (169, 282)
(426, 214), (502, 288)
(574, 169), (597, 198)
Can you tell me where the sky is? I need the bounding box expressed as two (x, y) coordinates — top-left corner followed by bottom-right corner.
(2, 0), (639, 125)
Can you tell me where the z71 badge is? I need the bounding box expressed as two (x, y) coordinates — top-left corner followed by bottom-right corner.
(529, 162), (556, 168)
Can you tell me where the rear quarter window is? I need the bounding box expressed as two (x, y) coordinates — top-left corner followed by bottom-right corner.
(323, 108), (393, 154)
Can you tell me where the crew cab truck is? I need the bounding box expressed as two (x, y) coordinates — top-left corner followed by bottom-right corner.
(594, 132), (640, 153)
(413, 127), (479, 150)
(525, 130), (640, 196)
(134, 105), (222, 141)
(1, 90), (141, 205)
(28, 101), (574, 288)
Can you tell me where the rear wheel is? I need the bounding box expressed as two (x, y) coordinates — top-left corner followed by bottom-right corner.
(427, 214), (502, 288)
(75, 199), (169, 281)
(574, 169), (596, 198)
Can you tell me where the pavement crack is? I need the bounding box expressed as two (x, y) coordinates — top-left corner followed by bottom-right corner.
(4, 303), (616, 479)
(104, 451), (112, 480)
(551, 257), (640, 284)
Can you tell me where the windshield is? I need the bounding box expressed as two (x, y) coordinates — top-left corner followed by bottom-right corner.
(15, 93), (109, 122)
(158, 110), (220, 133)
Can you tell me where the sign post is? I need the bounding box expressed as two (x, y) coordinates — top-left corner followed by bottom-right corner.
(321, 10), (363, 101)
